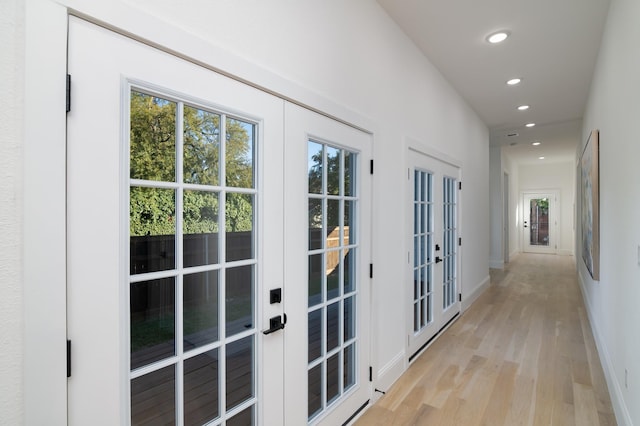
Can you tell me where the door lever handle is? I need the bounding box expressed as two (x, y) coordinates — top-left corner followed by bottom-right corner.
(262, 315), (286, 335)
(435, 256), (442, 264)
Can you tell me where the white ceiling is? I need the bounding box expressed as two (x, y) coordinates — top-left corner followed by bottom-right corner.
(377, 0), (611, 165)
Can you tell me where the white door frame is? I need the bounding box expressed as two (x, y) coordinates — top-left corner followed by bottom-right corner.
(405, 141), (462, 362)
(503, 172), (510, 264)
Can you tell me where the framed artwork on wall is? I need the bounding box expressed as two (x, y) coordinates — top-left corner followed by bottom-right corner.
(580, 129), (600, 280)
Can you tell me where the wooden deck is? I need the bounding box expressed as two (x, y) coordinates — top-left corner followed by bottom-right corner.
(355, 254), (616, 426)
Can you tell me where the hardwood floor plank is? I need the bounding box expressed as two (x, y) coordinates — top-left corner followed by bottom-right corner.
(574, 382), (601, 426)
(503, 374), (535, 426)
(407, 404), (439, 425)
(479, 360), (518, 426)
(357, 405), (394, 426)
(552, 401), (576, 426)
(354, 254), (616, 426)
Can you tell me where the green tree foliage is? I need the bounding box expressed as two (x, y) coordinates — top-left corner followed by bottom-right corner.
(536, 198), (549, 214)
(308, 145), (354, 233)
(183, 190), (218, 234)
(226, 193), (252, 232)
(130, 92), (176, 182)
(225, 118), (254, 189)
(130, 187), (176, 236)
(183, 105), (220, 186)
(130, 91), (254, 236)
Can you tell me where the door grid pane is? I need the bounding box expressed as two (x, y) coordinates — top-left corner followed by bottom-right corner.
(413, 170), (433, 332)
(307, 140), (359, 421)
(529, 198), (550, 246)
(442, 177), (457, 310)
(129, 88), (258, 425)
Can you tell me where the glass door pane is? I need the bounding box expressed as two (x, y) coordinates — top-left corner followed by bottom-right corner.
(529, 198), (550, 246)
(306, 141), (359, 422)
(442, 177), (457, 311)
(129, 88), (258, 425)
(412, 170), (433, 332)
(523, 193), (557, 255)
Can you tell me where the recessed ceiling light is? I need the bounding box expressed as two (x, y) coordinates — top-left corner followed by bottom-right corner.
(538, 156), (545, 160)
(517, 105), (530, 111)
(487, 31), (509, 44)
(507, 78), (522, 85)
(532, 141), (541, 146)
(525, 123), (536, 127)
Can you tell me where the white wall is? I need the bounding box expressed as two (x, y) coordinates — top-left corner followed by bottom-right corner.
(503, 153), (521, 259)
(489, 147), (522, 268)
(489, 146), (503, 268)
(11, 0), (490, 421)
(0, 0), (24, 423)
(519, 162), (575, 256)
(580, 0), (640, 423)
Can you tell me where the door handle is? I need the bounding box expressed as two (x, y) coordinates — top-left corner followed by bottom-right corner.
(524, 225), (528, 228)
(262, 314), (286, 335)
(435, 256), (442, 264)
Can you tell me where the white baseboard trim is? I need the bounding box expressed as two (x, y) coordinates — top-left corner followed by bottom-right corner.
(558, 249), (574, 256)
(373, 351), (405, 399)
(463, 275), (490, 312)
(577, 270), (632, 426)
(489, 259), (504, 269)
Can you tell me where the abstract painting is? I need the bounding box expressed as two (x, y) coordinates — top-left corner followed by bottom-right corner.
(580, 129), (600, 280)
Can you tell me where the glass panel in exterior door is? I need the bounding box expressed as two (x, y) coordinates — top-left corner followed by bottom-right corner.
(442, 177), (457, 310)
(413, 170), (433, 332)
(529, 198), (550, 246)
(307, 141), (359, 421)
(129, 88), (257, 424)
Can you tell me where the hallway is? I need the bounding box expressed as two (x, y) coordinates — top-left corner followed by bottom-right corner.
(356, 254), (616, 425)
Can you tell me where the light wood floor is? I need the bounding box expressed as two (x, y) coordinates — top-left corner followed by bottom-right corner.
(355, 254), (616, 426)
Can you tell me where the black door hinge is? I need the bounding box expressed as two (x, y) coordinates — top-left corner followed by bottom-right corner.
(458, 294), (462, 302)
(458, 181), (462, 190)
(66, 74), (71, 113)
(370, 160), (374, 175)
(458, 237), (462, 246)
(369, 366), (373, 382)
(67, 340), (71, 378)
(369, 264), (373, 279)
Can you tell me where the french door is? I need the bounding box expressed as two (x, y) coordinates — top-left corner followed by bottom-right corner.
(407, 149), (461, 360)
(283, 103), (372, 425)
(523, 192), (557, 254)
(67, 17), (370, 426)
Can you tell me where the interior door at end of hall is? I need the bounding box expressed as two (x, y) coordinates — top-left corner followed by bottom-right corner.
(67, 17), (285, 425)
(407, 150), (461, 359)
(523, 193), (557, 254)
(283, 102), (372, 425)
